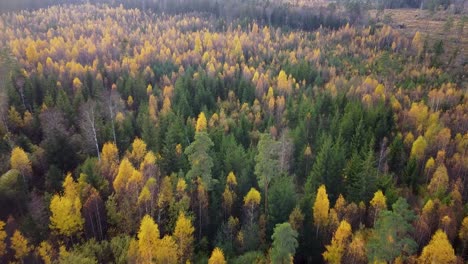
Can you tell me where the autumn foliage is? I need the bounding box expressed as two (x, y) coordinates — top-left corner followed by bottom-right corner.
(0, 2), (466, 263)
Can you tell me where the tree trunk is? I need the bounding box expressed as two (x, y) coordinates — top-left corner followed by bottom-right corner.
(95, 201), (103, 240)
(86, 109), (100, 161)
(199, 199), (202, 239)
(264, 179), (268, 218)
(108, 97), (117, 145)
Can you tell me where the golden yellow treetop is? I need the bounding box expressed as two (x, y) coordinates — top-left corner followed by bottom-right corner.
(196, 112), (207, 132)
(243, 187), (261, 207)
(313, 184), (330, 228)
(370, 190), (387, 211)
(208, 247), (226, 264)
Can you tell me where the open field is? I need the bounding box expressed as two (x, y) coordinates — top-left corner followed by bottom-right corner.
(371, 9), (467, 60)
(370, 8), (467, 86)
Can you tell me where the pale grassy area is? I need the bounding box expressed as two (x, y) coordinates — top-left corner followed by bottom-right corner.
(370, 9), (467, 59)
(370, 9), (467, 86)
(284, 0), (331, 7)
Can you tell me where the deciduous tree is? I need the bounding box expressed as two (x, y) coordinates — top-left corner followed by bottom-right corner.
(323, 220), (352, 264)
(80, 100), (101, 161)
(196, 112), (207, 132)
(174, 212), (194, 263)
(156, 235), (178, 264)
(101, 142), (119, 182)
(137, 214), (160, 263)
(410, 136), (427, 160)
(427, 164), (449, 196)
(313, 185), (329, 236)
(113, 158), (135, 194)
(0, 221), (6, 258)
(11, 230), (30, 263)
(208, 247), (226, 264)
(49, 173), (84, 238)
(10, 146), (32, 184)
(37, 241), (53, 264)
(419, 229), (456, 264)
(244, 187), (261, 226)
(370, 190), (387, 225)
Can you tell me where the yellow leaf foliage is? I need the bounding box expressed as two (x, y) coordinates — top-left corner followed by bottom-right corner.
(49, 194), (83, 237)
(404, 132), (415, 147)
(146, 84), (153, 95)
(176, 178), (187, 193)
(175, 144), (183, 156)
(72, 77), (83, 91)
(127, 238), (139, 263)
(149, 94), (158, 122)
(208, 247), (226, 264)
(289, 207), (304, 231)
(196, 112), (207, 132)
(158, 176), (174, 207)
(422, 199), (434, 216)
(304, 145), (312, 156)
(8, 106), (23, 129)
(113, 158), (135, 193)
(323, 220), (352, 264)
(334, 194), (347, 219)
(174, 212), (194, 263)
(129, 138), (148, 165)
(277, 70), (290, 93)
(347, 231), (367, 264)
(226, 171), (237, 186)
(243, 187), (261, 207)
(424, 157), (435, 174)
(370, 190), (387, 211)
(427, 164), (449, 195)
(138, 186), (151, 205)
(138, 214), (160, 263)
(10, 146), (32, 177)
(222, 187), (234, 215)
(410, 136), (427, 160)
(419, 230), (456, 264)
(0, 221), (6, 258)
(37, 241), (53, 264)
(50, 173), (83, 237)
(11, 230), (30, 261)
(313, 185), (330, 229)
(101, 142), (119, 180)
(127, 95), (134, 107)
(161, 96), (171, 114)
(156, 235), (178, 264)
(25, 41), (39, 63)
(126, 169), (143, 192)
(412, 31), (424, 54)
(459, 217), (468, 243)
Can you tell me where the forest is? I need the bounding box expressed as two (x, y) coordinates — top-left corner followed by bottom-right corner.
(0, 0), (467, 263)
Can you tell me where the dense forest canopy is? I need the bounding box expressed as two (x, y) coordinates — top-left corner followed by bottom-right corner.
(0, 1), (467, 263)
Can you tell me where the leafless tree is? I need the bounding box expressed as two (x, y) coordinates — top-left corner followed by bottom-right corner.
(103, 86), (122, 145)
(40, 108), (69, 139)
(80, 100), (102, 161)
(83, 191), (106, 241)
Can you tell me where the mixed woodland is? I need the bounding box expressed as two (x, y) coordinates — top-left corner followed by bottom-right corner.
(0, 1), (467, 263)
